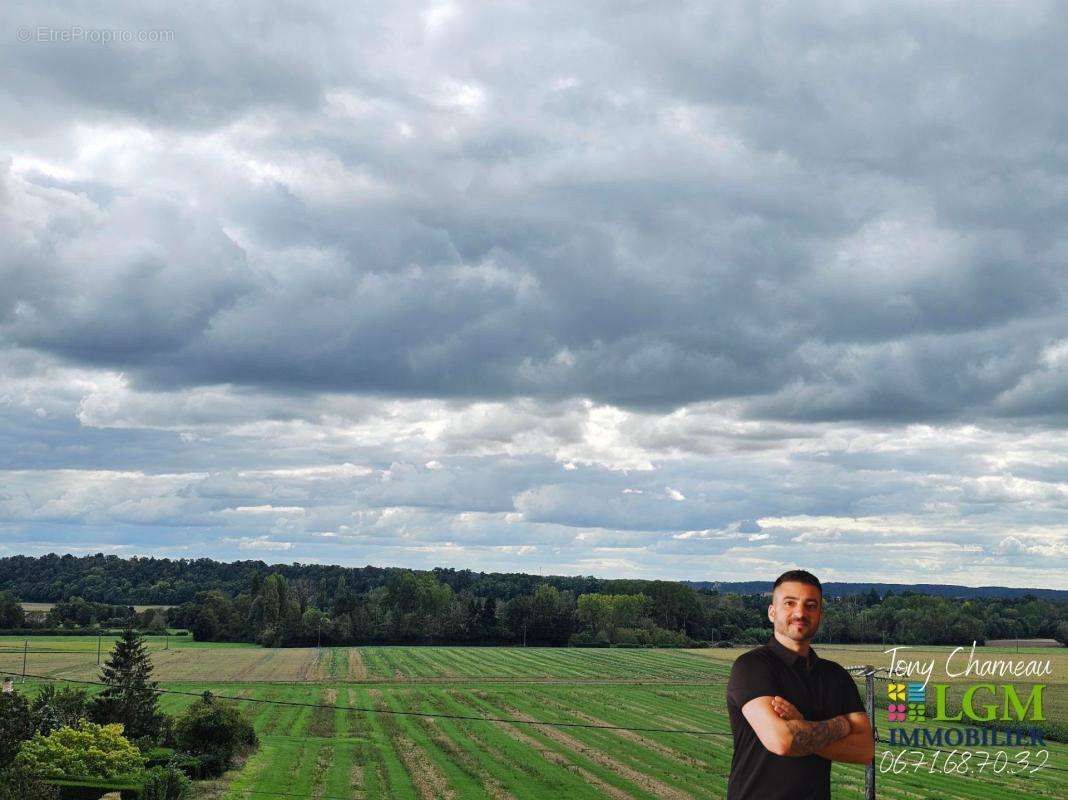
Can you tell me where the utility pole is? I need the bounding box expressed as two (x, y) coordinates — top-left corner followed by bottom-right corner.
(97, 630), (102, 665)
(864, 666), (876, 800)
(22, 640), (28, 679)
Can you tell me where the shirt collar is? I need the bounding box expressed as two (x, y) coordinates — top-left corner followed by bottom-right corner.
(767, 635), (817, 670)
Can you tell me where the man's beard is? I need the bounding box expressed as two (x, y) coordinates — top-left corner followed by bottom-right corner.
(776, 616), (817, 642)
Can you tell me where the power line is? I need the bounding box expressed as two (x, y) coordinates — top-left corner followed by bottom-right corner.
(2, 670), (732, 738)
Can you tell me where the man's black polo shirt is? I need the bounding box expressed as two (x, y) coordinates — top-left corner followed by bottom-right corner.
(726, 637), (864, 800)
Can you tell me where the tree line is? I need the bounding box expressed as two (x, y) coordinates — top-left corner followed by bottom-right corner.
(167, 573), (1068, 648)
(1, 554), (1065, 647)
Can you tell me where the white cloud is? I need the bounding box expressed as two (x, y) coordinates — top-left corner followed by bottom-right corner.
(225, 536), (294, 551)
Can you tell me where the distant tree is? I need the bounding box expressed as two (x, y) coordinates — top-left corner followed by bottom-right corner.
(1056, 620), (1068, 647)
(332, 576), (356, 617)
(528, 585), (574, 645)
(503, 595), (534, 645)
(138, 608), (168, 634)
(479, 597), (498, 639)
(16, 722), (145, 779)
(0, 591), (24, 628)
(301, 608), (329, 644)
(192, 606), (219, 642)
(257, 574), (302, 646)
(0, 691), (34, 767)
(91, 627), (165, 741)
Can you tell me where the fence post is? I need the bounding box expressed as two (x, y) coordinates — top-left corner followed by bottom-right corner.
(865, 665), (876, 800)
(22, 640), (28, 679)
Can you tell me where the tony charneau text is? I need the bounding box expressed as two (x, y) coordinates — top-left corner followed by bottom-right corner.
(882, 641), (1053, 752)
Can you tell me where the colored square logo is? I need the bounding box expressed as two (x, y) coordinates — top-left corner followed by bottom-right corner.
(907, 683), (925, 703)
(887, 683), (906, 702)
(907, 702), (926, 721)
(887, 703), (906, 722)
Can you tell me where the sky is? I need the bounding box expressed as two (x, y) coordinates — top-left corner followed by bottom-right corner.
(1, 1), (1067, 588)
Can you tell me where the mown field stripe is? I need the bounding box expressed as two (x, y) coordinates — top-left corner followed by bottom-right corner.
(492, 686), (703, 800)
(521, 684), (724, 797)
(433, 687), (603, 800)
(371, 687), (459, 799)
(444, 687), (639, 800)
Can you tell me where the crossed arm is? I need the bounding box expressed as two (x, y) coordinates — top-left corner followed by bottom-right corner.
(741, 696), (874, 763)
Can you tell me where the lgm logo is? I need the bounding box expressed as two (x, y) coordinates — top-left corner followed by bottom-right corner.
(887, 682), (1046, 746)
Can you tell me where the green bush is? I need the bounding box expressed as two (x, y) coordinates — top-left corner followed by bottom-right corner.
(172, 693), (256, 776)
(0, 765), (59, 800)
(15, 723), (146, 780)
(167, 754), (202, 778)
(142, 764), (191, 800)
(32, 686), (91, 735)
(0, 690), (35, 767)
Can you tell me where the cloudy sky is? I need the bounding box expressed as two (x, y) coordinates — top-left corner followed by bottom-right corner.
(2, 1), (1067, 588)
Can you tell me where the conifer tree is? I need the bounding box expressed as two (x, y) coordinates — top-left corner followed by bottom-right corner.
(90, 627), (164, 741)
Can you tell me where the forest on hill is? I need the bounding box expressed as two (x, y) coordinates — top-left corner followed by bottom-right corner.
(1, 554), (1065, 648)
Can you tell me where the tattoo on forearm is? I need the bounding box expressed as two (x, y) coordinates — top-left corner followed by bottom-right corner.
(784, 716), (849, 756)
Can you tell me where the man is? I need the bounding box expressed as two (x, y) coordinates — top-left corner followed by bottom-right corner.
(726, 569), (874, 800)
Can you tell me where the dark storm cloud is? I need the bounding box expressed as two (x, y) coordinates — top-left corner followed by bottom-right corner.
(3, 0), (1068, 422)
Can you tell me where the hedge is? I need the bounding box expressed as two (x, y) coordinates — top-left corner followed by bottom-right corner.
(46, 777), (143, 800)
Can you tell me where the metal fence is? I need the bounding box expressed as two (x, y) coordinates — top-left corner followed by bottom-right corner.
(846, 664), (888, 800)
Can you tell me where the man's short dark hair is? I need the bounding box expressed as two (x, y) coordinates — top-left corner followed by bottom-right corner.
(772, 569), (822, 596)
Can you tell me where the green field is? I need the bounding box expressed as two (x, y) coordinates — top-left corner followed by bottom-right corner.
(19, 602), (174, 613)
(2, 638), (1065, 799)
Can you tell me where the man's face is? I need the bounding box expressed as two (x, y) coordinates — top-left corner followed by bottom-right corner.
(768, 581), (822, 643)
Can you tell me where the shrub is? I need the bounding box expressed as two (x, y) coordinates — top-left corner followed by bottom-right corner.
(0, 690), (35, 767)
(15, 723), (146, 780)
(43, 777), (142, 800)
(32, 686), (91, 735)
(0, 765), (59, 800)
(142, 764), (191, 800)
(172, 693), (256, 776)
